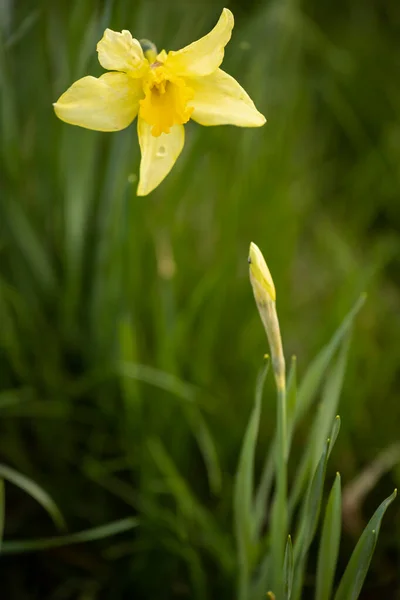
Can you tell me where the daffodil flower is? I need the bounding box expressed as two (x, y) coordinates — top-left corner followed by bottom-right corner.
(53, 8), (266, 196)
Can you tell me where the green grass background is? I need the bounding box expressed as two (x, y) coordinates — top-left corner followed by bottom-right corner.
(1, 0), (399, 598)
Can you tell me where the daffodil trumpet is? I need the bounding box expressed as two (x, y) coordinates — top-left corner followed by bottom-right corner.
(53, 8), (266, 196)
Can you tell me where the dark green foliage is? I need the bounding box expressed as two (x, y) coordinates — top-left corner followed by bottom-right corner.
(0, 0), (399, 598)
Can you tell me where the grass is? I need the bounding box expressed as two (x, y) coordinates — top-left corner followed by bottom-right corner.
(0, 0), (399, 598)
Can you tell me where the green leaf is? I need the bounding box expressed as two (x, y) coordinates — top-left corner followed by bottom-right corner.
(333, 489), (397, 600)
(304, 419), (341, 551)
(254, 355), (296, 535)
(181, 403), (222, 496)
(148, 438), (234, 575)
(284, 535), (294, 600)
(256, 294), (363, 539)
(291, 295), (365, 430)
(270, 384), (289, 598)
(234, 359), (269, 600)
(117, 361), (201, 404)
(328, 416), (341, 459)
(0, 196), (55, 293)
(250, 553), (272, 600)
(289, 337), (349, 515)
(286, 356), (298, 428)
(3, 9), (40, 49)
(292, 418), (341, 600)
(1, 518), (138, 554)
(0, 464), (66, 531)
(0, 479), (4, 551)
(163, 538), (208, 600)
(119, 359), (222, 494)
(315, 473), (342, 600)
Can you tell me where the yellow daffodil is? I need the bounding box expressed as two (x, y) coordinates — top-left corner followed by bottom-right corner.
(53, 8), (266, 196)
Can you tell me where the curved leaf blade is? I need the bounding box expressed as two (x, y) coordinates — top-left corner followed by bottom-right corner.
(0, 464), (66, 531)
(0, 479), (4, 550)
(334, 489), (397, 600)
(284, 535), (294, 599)
(289, 335), (349, 515)
(1, 517), (138, 554)
(316, 472), (342, 600)
(292, 418), (341, 600)
(234, 359), (270, 600)
(293, 294), (365, 427)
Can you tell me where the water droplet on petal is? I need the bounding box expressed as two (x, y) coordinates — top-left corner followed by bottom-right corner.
(156, 145), (167, 158)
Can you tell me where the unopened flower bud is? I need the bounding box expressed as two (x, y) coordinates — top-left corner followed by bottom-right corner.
(248, 242), (285, 391)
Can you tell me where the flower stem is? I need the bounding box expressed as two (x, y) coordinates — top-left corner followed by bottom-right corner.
(271, 380), (288, 598)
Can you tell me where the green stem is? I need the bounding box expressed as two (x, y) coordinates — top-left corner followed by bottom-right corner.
(271, 383), (288, 599)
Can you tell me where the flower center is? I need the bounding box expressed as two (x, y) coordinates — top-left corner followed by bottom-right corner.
(139, 64), (194, 137)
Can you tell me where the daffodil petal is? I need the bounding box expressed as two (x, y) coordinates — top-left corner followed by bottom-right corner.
(97, 29), (146, 75)
(53, 73), (143, 131)
(166, 8), (234, 77)
(188, 68), (266, 127)
(137, 119), (184, 196)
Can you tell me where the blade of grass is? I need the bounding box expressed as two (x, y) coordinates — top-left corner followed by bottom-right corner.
(0, 25), (20, 175)
(181, 403), (222, 496)
(289, 336), (350, 515)
(4, 9), (40, 49)
(254, 355), (296, 536)
(292, 417), (341, 600)
(291, 295), (365, 433)
(315, 472), (342, 600)
(118, 361), (200, 404)
(234, 359), (270, 600)
(118, 359), (221, 494)
(270, 382), (288, 598)
(284, 535), (294, 600)
(1, 517), (138, 554)
(148, 437), (234, 574)
(333, 489), (397, 600)
(255, 295), (363, 537)
(286, 355), (298, 432)
(162, 537), (208, 600)
(0, 195), (56, 293)
(250, 553), (272, 600)
(0, 479), (4, 551)
(0, 464), (66, 531)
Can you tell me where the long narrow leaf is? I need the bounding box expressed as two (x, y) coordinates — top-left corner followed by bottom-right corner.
(255, 295), (363, 537)
(286, 356), (298, 431)
(118, 361), (201, 404)
(181, 403), (222, 496)
(291, 295), (365, 430)
(1, 518), (138, 554)
(302, 418), (341, 554)
(0, 464), (66, 531)
(289, 338), (350, 515)
(250, 553), (272, 600)
(316, 473), (342, 600)
(284, 535), (294, 600)
(119, 358), (222, 494)
(254, 355), (296, 535)
(334, 489), (397, 600)
(234, 359), (269, 600)
(148, 438), (234, 574)
(0, 479), (4, 551)
(270, 383), (289, 598)
(292, 418), (341, 600)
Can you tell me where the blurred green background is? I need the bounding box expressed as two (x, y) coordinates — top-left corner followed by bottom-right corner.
(1, 0), (400, 598)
